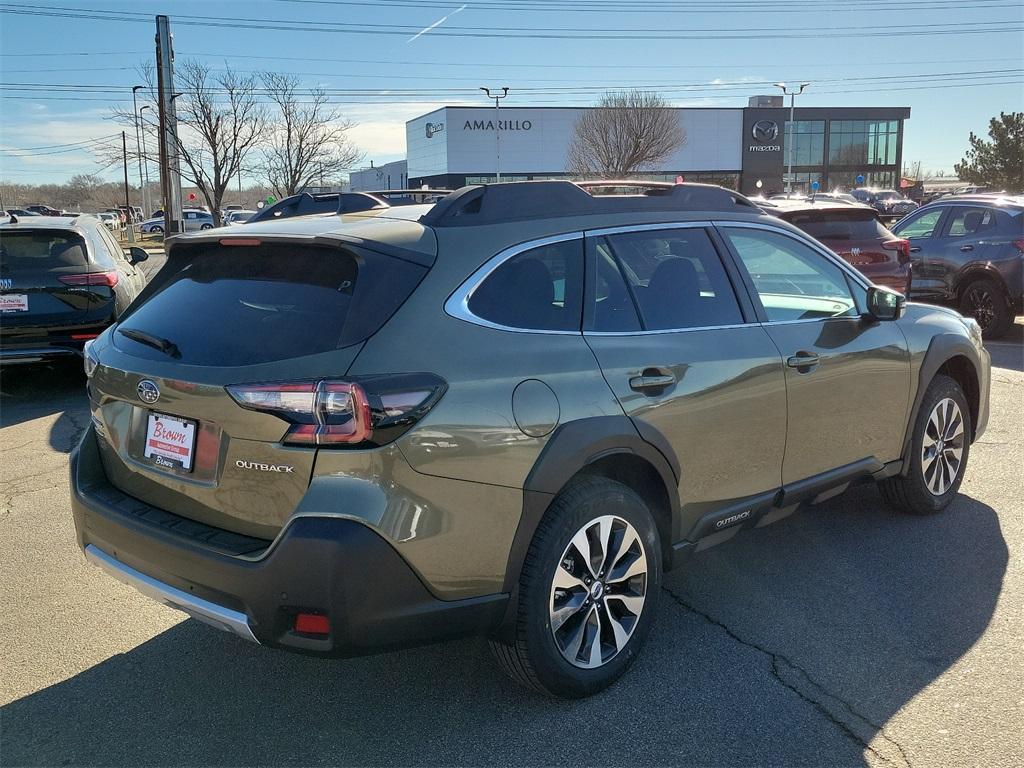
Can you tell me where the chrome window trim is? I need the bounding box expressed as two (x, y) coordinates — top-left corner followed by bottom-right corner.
(444, 231), (585, 335)
(585, 322), (750, 337)
(714, 219), (874, 291)
(585, 220), (712, 237)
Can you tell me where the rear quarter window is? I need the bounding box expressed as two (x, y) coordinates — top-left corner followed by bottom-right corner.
(0, 230), (88, 273)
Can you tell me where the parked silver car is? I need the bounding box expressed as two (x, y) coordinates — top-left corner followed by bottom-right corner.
(140, 210), (215, 234)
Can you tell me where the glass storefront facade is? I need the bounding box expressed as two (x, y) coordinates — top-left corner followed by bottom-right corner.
(774, 118), (902, 192)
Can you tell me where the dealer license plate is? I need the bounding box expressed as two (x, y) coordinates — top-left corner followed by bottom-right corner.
(0, 294), (28, 312)
(144, 412), (197, 472)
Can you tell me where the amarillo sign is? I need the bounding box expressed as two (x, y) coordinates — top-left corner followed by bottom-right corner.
(463, 119), (533, 131)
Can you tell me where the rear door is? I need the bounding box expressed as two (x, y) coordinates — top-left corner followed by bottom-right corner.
(930, 205), (1001, 295)
(89, 239), (430, 540)
(0, 228), (97, 344)
(582, 223), (788, 538)
(719, 224), (911, 484)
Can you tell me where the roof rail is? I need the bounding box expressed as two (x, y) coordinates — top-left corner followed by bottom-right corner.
(419, 180), (758, 228)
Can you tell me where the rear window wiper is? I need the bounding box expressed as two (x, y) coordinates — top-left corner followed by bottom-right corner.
(118, 328), (182, 359)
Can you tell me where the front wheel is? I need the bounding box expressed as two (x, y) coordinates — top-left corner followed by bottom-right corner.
(489, 477), (661, 698)
(879, 374), (971, 515)
(149, 225), (163, 234)
(960, 277), (1012, 339)
(200, 223), (213, 230)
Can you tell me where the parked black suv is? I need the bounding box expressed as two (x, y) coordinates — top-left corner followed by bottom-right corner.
(71, 182), (990, 697)
(1, 215), (149, 363)
(891, 195), (1024, 337)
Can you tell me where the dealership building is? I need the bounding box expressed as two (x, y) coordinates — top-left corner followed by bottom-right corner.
(396, 96), (910, 196)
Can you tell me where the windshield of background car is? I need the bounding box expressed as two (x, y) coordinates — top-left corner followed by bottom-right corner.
(786, 209), (890, 241)
(0, 230), (88, 274)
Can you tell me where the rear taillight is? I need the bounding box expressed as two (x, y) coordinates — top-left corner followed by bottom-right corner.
(882, 239), (911, 265)
(1013, 239), (1024, 254)
(58, 271), (119, 287)
(226, 374), (446, 448)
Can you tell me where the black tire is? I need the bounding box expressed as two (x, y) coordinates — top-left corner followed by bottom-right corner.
(489, 477), (662, 698)
(879, 374), (971, 515)
(150, 225), (163, 234)
(200, 223), (213, 230)
(960, 276), (1012, 339)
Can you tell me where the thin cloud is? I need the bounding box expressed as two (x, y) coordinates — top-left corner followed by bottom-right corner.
(407, 4), (467, 44)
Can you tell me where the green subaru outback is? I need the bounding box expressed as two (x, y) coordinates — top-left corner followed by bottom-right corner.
(71, 181), (990, 698)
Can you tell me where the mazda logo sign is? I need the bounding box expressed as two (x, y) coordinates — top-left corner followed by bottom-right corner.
(751, 120), (780, 142)
(137, 379), (160, 404)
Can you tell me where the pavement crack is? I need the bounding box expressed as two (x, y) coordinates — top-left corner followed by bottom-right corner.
(662, 585), (912, 768)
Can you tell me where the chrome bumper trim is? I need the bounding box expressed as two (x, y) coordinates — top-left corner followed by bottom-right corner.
(84, 544), (259, 644)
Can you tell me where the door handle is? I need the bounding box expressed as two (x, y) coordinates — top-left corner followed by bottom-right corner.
(786, 352), (820, 370)
(960, 244), (974, 252)
(629, 369), (676, 392)
(909, 246), (922, 253)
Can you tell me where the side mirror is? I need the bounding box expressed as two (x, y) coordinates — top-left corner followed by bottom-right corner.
(866, 285), (905, 321)
(127, 246), (149, 265)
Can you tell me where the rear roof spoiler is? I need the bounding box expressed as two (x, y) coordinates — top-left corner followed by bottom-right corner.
(419, 180), (759, 227)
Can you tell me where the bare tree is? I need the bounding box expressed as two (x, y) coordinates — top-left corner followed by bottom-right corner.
(104, 61), (266, 225)
(566, 90), (685, 178)
(258, 73), (363, 197)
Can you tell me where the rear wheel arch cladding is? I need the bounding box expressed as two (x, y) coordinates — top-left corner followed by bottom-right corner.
(512, 379), (560, 438)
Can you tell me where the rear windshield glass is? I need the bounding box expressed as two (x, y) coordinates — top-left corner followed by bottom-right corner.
(0, 231), (88, 273)
(786, 211), (889, 241)
(115, 243), (425, 366)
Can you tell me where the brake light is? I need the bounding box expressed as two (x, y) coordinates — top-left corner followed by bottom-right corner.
(226, 374), (446, 448)
(1013, 239), (1024, 254)
(219, 238), (262, 247)
(882, 239), (911, 265)
(58, 271), (119, 287)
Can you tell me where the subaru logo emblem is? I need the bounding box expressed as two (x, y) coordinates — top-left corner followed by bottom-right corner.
(137, 379), (160, 404)
(751, 120), (779, 142)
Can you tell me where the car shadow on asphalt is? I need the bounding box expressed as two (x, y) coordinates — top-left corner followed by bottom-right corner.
(986, 321), (1023, 372)
(0, 360), (90, 452)
(0, 486), (1006, 767)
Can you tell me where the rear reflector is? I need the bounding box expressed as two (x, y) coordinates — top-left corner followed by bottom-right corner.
(58, 271), (119, 287)
(294, 613), (330, 635)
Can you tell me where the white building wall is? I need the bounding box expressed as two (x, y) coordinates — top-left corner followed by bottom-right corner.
(407, 106), (744, 177)
(348, 160), (408, 192)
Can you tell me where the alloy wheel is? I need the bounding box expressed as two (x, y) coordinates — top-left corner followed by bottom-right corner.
(963, 285), (996, 331)
(549, 515), (648, 669)
(921, 397), (966, 496)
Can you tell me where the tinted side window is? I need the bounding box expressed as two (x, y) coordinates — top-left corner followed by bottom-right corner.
(945, 206), (997, 237)
(468, 238), (583, 332)
(602, 228), (743, 330)
(893, 208), (943, 239)
(589, 239), (642, 332)
(723, 227), (857, 322)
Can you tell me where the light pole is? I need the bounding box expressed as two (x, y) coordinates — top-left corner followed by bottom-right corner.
(139, 105), (152, 216)
(480, 87), (509, 182)
(774, 81), (810, 195)
(131, 86), (146, 228)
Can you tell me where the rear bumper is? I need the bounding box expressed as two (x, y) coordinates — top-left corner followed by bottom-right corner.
(71, 426), (507, 656)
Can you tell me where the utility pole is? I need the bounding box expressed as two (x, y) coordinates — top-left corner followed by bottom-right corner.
(480, 87), (509, 183)
(774, 81), (810, 195)
(131, 85), (146, 227)
(139, 105), (152, 216)
(121, 131), (135, 243)
(155, 14), (183, 235)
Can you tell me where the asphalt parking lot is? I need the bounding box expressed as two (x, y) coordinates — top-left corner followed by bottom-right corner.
(1, 318), (1021, 767)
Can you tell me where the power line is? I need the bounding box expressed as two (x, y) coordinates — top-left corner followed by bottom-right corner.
(270, 0), (1024, 11)
(1, 5), (1020, 40)
(0, 134), (122, 152)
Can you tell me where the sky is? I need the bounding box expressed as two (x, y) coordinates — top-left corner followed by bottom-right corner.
(0, 0), (1022, 185)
